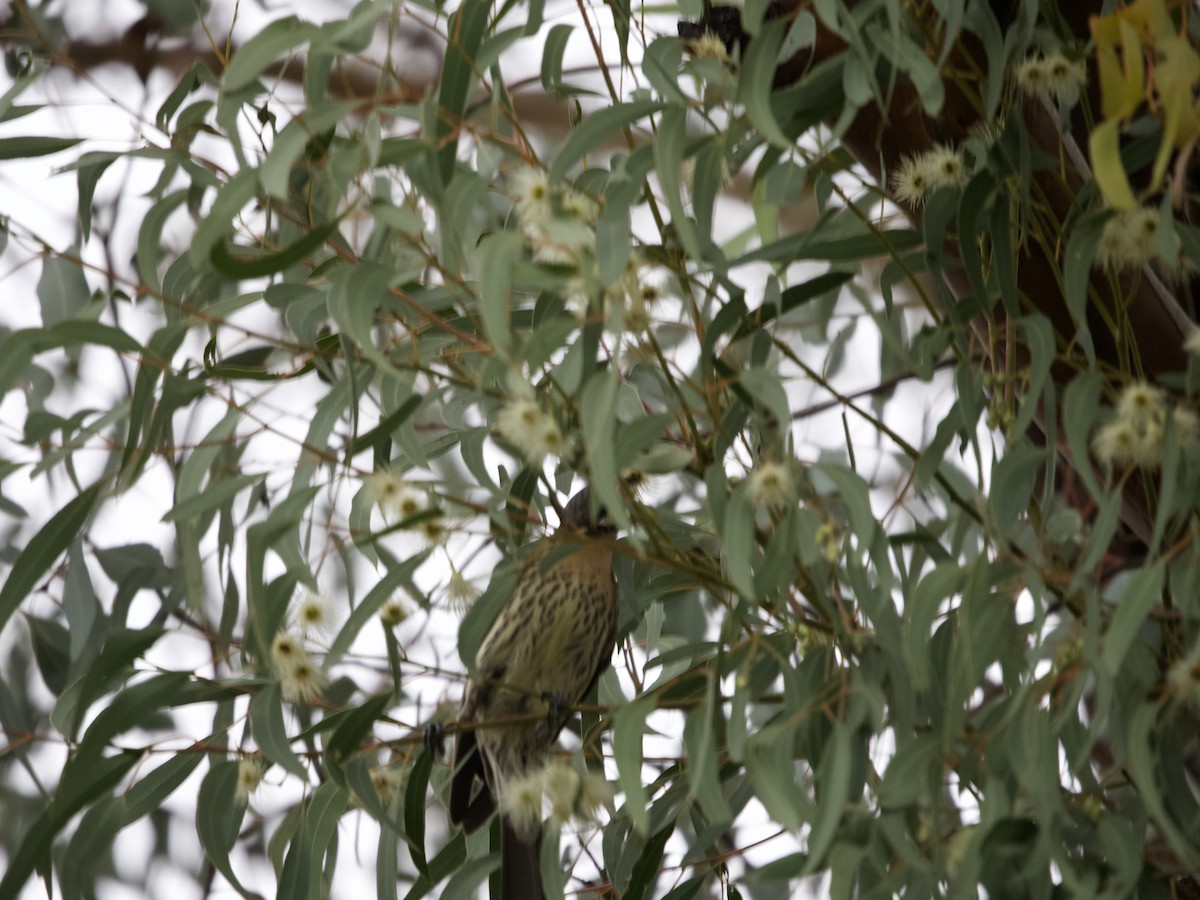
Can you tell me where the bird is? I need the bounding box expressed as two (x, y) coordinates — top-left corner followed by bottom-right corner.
(450, 487), (619, 900)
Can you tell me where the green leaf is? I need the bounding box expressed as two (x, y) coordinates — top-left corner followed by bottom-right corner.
(73, 151), (120, 241)
(732, 271), (852, 339)
(37, 254), (90, 326)
(123, 750), (205, 822)
(878, 733), (939, 808)
(436, 1), (492, 184)
(541, 24), (574, 91)
(259, 102), (359, 198)
(721, 487), (756, 600)
(987, 445), (1043, 535)
(326, 552), (429, 668)
(197, 760), (260, 900)
(138, 190), (189, 294)
(457, 562), (519, 678)
(683, 685), (732, 826)
(52, 626), (166, 740)
(613, 696), (654, 834)
(802, 723), (852, 873)
(60, 795), (126, 900)
(325, 693), (392, 773)
(738, 20), (792, 148)
(745, 720), (808, 830)
(623, 822), (674, 900)
(549, 100), (664, 183)
(251, 682), (310, 778)
(1100, 563), (1164, 677)
(1126, 702), (1200, 870)
(1063, 212), (1104, 365)
(190, 168), (259, 265)
(278, 780), (349, 900)
(476, 232), (521, 360)
(731, 228), (923, 266)
(28, 616), (70, 695)
(0, 136), (83, 159)
(580, 370), (627, 528)
(0, 752), (137, 899)
(223, 16), (317, 91)
(405, 748), (433, 874)
(210, 219), (340, 279)
(162, 473), (265, 523)
(0, 483), (102, 638)
(653, 106), (702, 262)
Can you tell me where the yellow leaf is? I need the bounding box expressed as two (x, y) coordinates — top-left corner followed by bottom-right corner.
(1149, 35), (1200, 189)
(1091, 15), (1145, 120)
(1090, 118), (1138, 210)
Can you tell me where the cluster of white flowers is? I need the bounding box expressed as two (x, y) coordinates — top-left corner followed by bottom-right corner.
(270, 630), (328, 703)
(891, 145), (968, 207)
(1093, 206), (1191, 279)
(1091, 381), (1199, 470)
(496, 396), (565, 463)
(498, 762), (612, 839)
(511, 167), (599, 267)
(1016, 52), (1087, 106)
(363, 471), (426, 522)
(361, 471), (449, 546)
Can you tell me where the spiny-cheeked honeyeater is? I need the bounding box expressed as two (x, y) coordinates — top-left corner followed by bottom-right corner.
(450, 488), (619, 900)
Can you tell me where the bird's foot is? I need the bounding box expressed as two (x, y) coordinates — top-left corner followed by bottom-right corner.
(423, 721), (445, 757)
(539, 691), (568, 738)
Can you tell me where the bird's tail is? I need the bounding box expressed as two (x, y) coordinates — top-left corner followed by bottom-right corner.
(500, 816), (544, 900)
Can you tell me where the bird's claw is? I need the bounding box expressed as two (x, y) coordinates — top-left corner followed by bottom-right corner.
(423, 721), (445, 757)
(539, 691), (568, 737)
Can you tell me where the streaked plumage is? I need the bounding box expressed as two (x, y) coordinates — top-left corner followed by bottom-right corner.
(450, 488), (619, 900)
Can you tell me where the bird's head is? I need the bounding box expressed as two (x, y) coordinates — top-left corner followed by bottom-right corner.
(560, 487), (616, 536)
